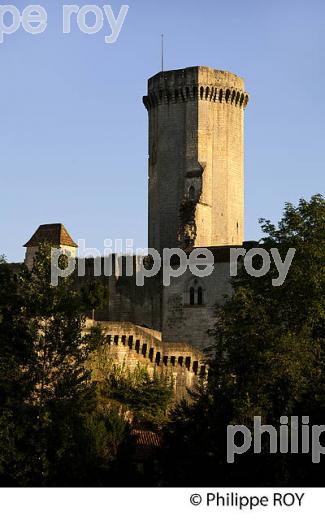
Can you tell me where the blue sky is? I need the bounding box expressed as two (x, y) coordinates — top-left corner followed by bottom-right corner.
(1, 0), (324, 261)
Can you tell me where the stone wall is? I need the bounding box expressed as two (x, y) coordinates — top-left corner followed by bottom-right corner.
(162, 252), (231, 349)
(73, 256), (162, 331)
(143, 66), (249, 253)
(161, 243), (257, 349)
(73, 243), (258, 351)
(86, 320), (208, 401)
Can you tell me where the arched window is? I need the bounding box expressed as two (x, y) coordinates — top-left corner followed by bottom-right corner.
(197, 286), (203, 305)
(189, 186), (195, 201)
(188, 285), (204, 305)
(186, 279), (206, 306)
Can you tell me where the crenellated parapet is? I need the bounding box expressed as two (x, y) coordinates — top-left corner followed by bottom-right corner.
(143, 65), (249, 111)
(143, 84), (249, 110)
(85, 320), (209, 400)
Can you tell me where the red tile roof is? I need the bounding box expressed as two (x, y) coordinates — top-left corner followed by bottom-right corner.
(131, 429), (162, 448)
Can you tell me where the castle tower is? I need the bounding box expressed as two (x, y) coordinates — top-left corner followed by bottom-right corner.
(143, 66), (249, 253)
(23, 223), (77, 270)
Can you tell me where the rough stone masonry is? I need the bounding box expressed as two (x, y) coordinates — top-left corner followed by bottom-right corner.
(22, 66), (250, 398)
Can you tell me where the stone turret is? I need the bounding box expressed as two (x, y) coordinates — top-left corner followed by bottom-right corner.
(143, 66), (249, 253)
(23, 223), (77, 270)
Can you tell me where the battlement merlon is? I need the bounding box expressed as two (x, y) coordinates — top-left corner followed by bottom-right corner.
(143, 66), (249, 110)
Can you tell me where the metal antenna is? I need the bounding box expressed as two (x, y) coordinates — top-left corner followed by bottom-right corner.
(161, 34), (164, 71)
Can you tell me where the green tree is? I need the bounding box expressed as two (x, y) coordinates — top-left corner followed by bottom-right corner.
(163, 194), (325, 486)
(0, 244), (128, 485)
(94, 355), (173, 429)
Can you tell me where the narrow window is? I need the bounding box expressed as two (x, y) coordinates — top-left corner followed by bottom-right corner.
(198, 287), (203, 305)
(190, 286), (195, 305)
(189, 186), (195, 201)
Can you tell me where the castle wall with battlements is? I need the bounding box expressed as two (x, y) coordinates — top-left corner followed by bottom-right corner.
(86, 320), (208, 401)
(19, 65), (250, 398)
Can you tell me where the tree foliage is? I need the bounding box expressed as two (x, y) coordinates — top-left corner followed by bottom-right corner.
(94, 355), (173, 429)
(0, 244), (128, 485)
(163, 194), (325, 485)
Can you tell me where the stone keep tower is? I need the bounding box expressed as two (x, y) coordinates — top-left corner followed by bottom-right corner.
(143, 66), (249, 252)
